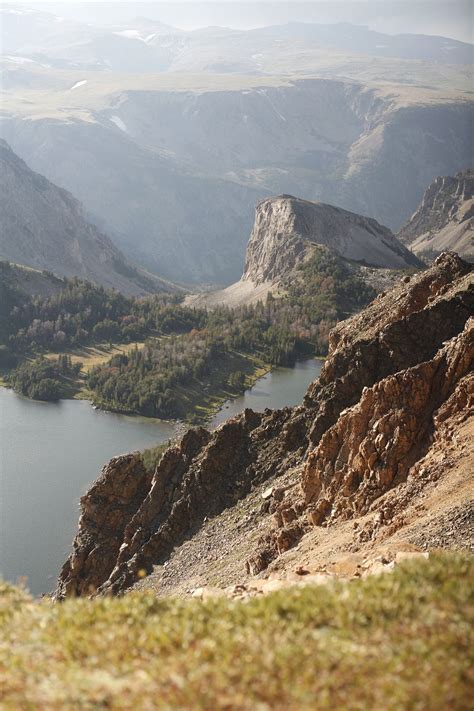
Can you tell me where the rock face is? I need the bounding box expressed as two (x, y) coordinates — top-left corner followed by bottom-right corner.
(0, 140), (174, 296)
(302, 320), (473, 524)
(187, 195), (421, 309)
(2, 79), (472, 284)
(398, 170), (474, 262)
(58, 455), (153, 597)
(56, 253), (473, 597)
(242, 195), (421, 284)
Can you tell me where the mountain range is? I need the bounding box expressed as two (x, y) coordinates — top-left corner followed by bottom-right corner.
(1, 4), (472, 284)
(2, 6), (472, 71)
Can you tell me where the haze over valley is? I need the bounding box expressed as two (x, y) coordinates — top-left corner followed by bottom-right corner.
(1, 4), (473, 707)
(1, 2), (472, 282)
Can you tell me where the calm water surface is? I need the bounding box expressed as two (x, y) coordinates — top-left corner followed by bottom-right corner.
(0, 358), (322, 595)
(0, 389), (177, 596)
(210, 358), (323, 428)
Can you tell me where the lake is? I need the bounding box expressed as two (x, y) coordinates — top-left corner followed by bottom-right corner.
(0, 390), (177, 596)
(210, 358), (323, 428)
(0, 358), (322, 595)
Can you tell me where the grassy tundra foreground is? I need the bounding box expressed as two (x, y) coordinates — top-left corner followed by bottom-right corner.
(0, 553), (472, 710)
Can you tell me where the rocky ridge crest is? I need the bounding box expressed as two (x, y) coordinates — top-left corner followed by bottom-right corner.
(398, 169), (474, 261)
(56, 253), (473, 597)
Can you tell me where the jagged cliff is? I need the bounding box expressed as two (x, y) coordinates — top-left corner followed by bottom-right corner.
(398, 170), (474, 262)
(242, 195), (421, 285)
(57, 253), (473, 597)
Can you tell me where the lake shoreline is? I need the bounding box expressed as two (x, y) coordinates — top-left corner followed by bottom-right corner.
(0, 358), (323, 596)
(4, 355), (325, 425)
(3, 348), (273, 423)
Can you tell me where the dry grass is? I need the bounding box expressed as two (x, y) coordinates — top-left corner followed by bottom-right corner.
(43, 341), (145, 374)
(0, 552), (472, 710)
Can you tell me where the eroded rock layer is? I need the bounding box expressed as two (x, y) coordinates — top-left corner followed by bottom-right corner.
(57, 253), (473, 597)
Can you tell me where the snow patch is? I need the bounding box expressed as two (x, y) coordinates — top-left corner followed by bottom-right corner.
(257, 88), (287, 123)
(110, 115), (128, 133)
(114, 29), (144, 41)
(69, 80), (88, 91)
(4, 55), (36, 64)
(112, 29), (159, 43)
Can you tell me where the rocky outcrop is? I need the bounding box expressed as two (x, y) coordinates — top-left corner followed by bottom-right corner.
(187, 194), (421, 309)
(57, 454), (153, 597)
(302, 319), (473, 523)
(0, 140), (176, 296)
(57, 403), (311, 597)
(57, 253), (473, 597)
(242, 195), (421, 285)
(247, 255), (473, 570)
(398, 170), (474, 262)
(302, 251), (473, 444)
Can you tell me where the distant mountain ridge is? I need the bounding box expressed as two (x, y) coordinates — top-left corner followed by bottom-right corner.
(2, 6), (472, 70)
(1, 5), (472, 284)
(398, 170), (474, 262)
(0, 140), (176, 295)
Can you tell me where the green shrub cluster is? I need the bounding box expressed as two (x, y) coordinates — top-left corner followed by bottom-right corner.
(6, 356), (82, 401)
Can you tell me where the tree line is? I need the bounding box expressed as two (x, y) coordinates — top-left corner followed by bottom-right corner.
(2, 249), (376, 407)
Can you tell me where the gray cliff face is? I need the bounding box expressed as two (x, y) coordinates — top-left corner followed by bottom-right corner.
(242, 195), (421, 284)
(398, 170), (474, 262)
(0, 140), (173, 295)
(1, 81), (471, 285)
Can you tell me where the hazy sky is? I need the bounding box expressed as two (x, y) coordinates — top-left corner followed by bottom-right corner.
(7, 1), (474, 43)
